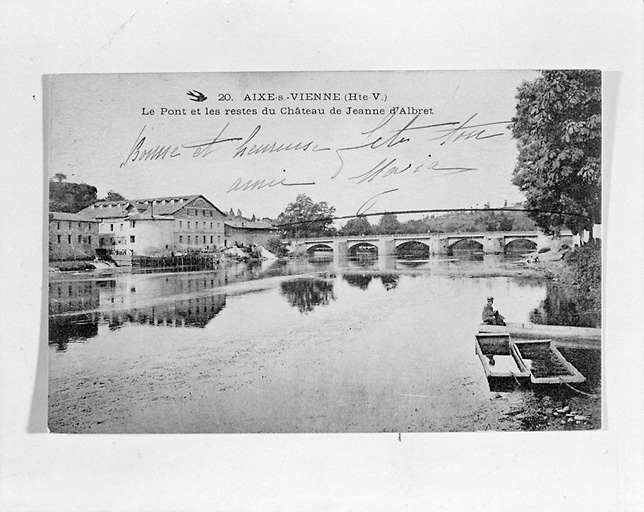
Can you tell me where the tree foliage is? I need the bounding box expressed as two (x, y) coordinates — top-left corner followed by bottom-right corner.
(335, 206), (537, 236)
(277, 194), (336, 238)
(511, 70), (601, 235)
(375, 213), (401, 235)
(49, 179), (98, 213)
(339, 216), (373, 236)
(102, 190), (126, 201)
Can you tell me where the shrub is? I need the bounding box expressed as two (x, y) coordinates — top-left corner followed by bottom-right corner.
(265, 237), (289, 257)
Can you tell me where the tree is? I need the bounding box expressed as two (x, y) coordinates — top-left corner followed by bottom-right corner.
(399, 219), (429, 234)
(53, 173), (67, 182)
(375, 213), (401, 234)
(49, 179), (97, 213)
(340, 216), (372, 236)
(102, 190), (126, 201)
(276, 194), (336, 238)
(511, 70), (601, 237)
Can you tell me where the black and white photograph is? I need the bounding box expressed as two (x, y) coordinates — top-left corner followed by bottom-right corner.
(2, 2), (643, 511)
(47, 70), (602, 433)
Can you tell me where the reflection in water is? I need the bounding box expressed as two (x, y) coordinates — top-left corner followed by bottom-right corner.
(380, 273), (399, 291)
(396, 260), (431, 269)
(451, 249), (484, 261)
(341, 273), (400, 291)
(48, 271), (236, 349)
(49, 294), (228, 351)
(343, 273), (373, 290)
(530, 281), (600, 328)
(49, 315), (98, 351)
(280, 278), (336, 314)
(48, 279), (100, 315)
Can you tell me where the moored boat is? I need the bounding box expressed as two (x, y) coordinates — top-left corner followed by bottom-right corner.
(511, 339), (586, 385)
(475, 333), (531, 385)
(475, 333), (586, 387)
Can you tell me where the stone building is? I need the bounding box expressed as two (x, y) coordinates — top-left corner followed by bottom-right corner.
(224, 215), (278, 247)
(49, 212), (99, 261)
(78, 195), (227, 256)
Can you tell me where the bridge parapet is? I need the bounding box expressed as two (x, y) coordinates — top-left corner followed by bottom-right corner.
(295, 231), (549, 256)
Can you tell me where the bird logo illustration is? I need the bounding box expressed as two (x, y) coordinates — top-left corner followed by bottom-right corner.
(187, 90), (207, 102)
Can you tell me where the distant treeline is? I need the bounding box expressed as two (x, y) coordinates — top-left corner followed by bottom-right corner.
(338, 205), (537, 236)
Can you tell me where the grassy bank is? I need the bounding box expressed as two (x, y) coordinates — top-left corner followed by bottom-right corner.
(539, 243), (602, 327)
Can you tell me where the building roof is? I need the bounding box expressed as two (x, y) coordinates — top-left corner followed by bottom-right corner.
(78, 195), (227, 220)
(224, 216), (277, 231)
(49, 211), (98, 222)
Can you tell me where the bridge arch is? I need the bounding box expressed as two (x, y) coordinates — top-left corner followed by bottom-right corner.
(306, 243), (333, 252)
(347, 241), (379, 257)
(504, 238), (537, 253)
(448, 238), (484, 254)
(306, 243), (334, 256)
(395, 240), (430, 258)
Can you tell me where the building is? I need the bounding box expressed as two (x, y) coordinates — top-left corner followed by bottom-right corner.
(224, 215), (278, 247)
(78, 195), (228, 256)
(49, 212), (99, 261)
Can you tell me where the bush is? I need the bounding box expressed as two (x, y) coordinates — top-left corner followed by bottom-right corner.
(564, 243), (602, 326)
(265, 237), (289, 258)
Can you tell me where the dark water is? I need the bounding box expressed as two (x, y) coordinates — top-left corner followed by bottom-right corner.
(48, 254), (601, 432)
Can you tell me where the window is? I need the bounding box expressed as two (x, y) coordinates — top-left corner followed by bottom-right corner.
(68, 234), (72, 244)
(56, 222), (60, 229)
(110, 224), (114, 231)
(79, 222), (82, 229)
(120, 223), (123, 231)
(210, 222), (213, 229)
(202, 210), (205, 216)
(209, 211), (213, 217)
(57, 234), (61, 243)
(130, 235), (135, 243)
(188, 235), (191, 243)
(78, 235), (82, 243)
(69, 222), (72, 229)
(179, 235), (183, 243)
(179, 220), (183, 228)
(131, 221), (136, 228)
(210, 235), (213, 243)
(203, 222), (206, 229)
(203, 236), (206, 243)
(187, 221), (191, 229)
(88, 236), (92, 244)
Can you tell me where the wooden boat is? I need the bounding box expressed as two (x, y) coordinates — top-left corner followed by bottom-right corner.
(475, 333), (531, 384)
(511, 339), (586, 384)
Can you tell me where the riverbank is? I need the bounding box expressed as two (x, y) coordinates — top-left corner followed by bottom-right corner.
(476, 243), (602, 431)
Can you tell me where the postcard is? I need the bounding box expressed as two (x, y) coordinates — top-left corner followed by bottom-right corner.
(46, 70), (602, 433)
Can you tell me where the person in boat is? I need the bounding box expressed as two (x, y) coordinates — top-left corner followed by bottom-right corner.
(482, 297), (506, 326)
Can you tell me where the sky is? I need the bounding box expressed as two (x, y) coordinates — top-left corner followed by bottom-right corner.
(47, 70), (539, 221)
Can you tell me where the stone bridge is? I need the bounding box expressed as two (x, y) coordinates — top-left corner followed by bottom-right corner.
(293, 231), (572, 257)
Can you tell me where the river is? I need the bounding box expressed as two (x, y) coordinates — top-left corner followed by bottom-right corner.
(48, 254), (601, 433)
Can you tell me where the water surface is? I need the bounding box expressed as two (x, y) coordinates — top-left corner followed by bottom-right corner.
(48, 255), (600, 433)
